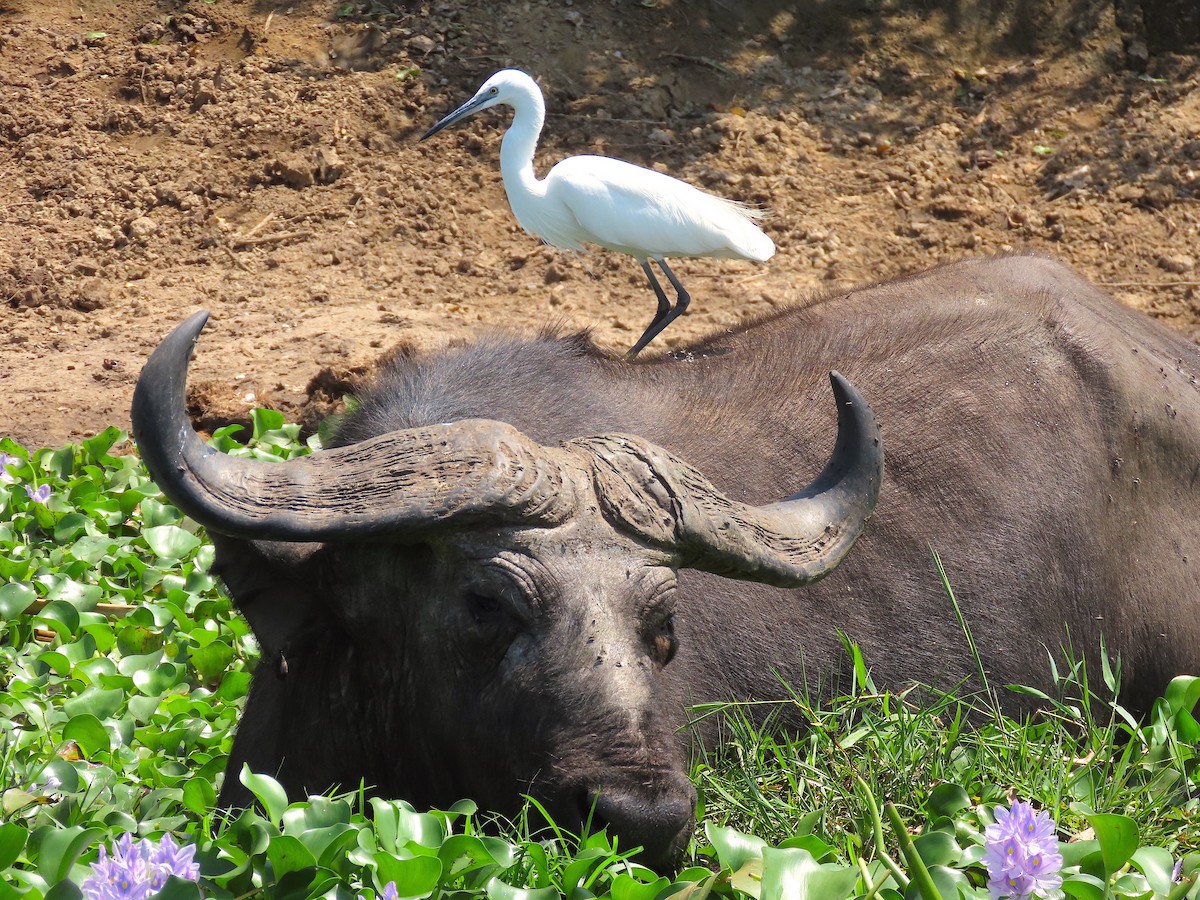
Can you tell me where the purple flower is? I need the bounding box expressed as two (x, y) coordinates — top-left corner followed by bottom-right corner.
(984, 800), (1063, 900)
(81, 833), (200, 900)
(359, 883), (399, 900)
(24, 483), (50, 504)
(0, 452), (16, 484)
(1174, 859), (1184, 883)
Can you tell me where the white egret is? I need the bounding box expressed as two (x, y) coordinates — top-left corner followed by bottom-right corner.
(420, 69), (775, 358)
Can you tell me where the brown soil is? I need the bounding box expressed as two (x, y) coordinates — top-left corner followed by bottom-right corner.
(2, 0), (1198, 448)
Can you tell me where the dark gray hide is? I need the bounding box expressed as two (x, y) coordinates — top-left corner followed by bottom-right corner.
(132, 254), (1200, 868)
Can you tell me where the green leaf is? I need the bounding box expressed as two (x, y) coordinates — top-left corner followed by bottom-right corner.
(34, 599), (81, 637)
(927, 784), (971, 820)
(82, 427), (123, 462)
(153, 878), (203, 900)
(191, 640), (235, 682)
(1085, 812), (1139, 876)
(778, 834), (837, 862)
(183, 777), (217, 815)
(706, 823), (767, 872)
(1060, 876), (1103, 900)
(132, 662), (186, 695)
(0, 822), (28, 870)
(0, 582), (37, 619)
(63, 687), (124, 721)
(760, 847), (859, 900)
(373, 853), (443, 897)
(2, 789), (36, 816)
(251, 407), (287, 439)
(32, 825), (101, 885)
(485, 878), (560, 900)
(1131, 847), (1176, 896)
(267, 833), (317, 877)
(63, 713), (111, 757)
(610, 873), (672, 900)
(912, 831), (960, 867)
(240, 765), (290, 826)
(53, 513), (91, 543)
(143, 524), (202, 561)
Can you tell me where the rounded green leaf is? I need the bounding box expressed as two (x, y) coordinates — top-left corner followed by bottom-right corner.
(190, 641), (235, 683)
(373, 853), (443, 897)
(705, 823), (767, 872)
(610, 873), (671, 900)
(143, 525), (202, 561)
(63, 713), (111, 757)
(240, 765), (290, 826)
(32, 824), (101, 884)
(1085, 813), (1139, 876)
(41, 759), (80, 794)
(63, 687), (124, 721)
(761, 847), (859, 900)
(149, 877), (203, 900)
(34, 600), (80, 638)
(1065, 878), (1108, 900)
(0, 822), (28, 870)
(485, 877), (559, 900)
(183, 777), (217, 816)
(913, 831), (961, 867)
(266, 833), (316, 877)
(778, 834), (838, 862)
(132, 662), (185, 695)
(0, 582), (36, 619)
(53, 513), (91, 543)
(927, 784), (971, 820)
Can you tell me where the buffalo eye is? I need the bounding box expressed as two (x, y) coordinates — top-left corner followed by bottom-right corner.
(650, 614), (678, 666)
(466, 589), (504, 624)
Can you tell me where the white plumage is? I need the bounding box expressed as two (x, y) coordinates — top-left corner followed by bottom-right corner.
(422, 69), (775, 357)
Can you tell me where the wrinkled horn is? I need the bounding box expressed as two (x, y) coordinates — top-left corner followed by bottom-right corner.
(131, 312), (577, 540)
(573, 372), (883, 587)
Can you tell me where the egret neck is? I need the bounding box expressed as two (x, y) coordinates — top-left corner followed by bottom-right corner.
(497, 77), (548, 235)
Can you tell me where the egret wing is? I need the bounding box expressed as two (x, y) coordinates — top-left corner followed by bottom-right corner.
(546, 156), (771, 260)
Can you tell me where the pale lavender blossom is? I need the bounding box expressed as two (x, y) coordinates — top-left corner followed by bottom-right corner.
(24, 483), (50, 504)
(1174, 859), (1184, 883)
(81, 833), (199, 900)
(984, 800), (1063, 900)
(359, 883), (399, 900)
(0, 452), (16, 484)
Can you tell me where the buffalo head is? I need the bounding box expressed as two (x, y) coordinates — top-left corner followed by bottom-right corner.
(131, 312), (883, 868)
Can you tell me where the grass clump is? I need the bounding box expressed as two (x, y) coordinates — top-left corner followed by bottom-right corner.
(0, 418), (1196, 898)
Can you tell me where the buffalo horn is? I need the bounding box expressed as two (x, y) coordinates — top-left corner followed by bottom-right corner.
(131, 312), (577, 540)
(573, 373), (883, 587)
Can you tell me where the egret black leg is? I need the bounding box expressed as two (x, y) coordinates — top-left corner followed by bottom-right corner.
(626, 260), (690, 359)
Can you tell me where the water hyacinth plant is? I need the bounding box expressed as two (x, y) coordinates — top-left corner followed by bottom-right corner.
(81, 833), (199, 900)
(0, 420), (1197, 897)
(984, 801), (1064, 899)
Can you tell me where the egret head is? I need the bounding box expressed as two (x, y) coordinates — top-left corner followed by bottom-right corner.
(420, 69), (540, 141)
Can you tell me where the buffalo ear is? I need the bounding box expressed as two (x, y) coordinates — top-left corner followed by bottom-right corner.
(208, 535), (328, 660)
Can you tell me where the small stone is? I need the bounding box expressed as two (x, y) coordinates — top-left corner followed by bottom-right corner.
(265, 153), (315, 189)
(313, 146), (343, 184)
(126, 216), (157, 241)
(73, 278), (109, 312)
(544, 263), (569, 284)
(1157, 253), (1195, 274)
(406, 34), (436, 54)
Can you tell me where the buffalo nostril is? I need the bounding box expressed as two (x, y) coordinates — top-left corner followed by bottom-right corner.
(583, 779), (697, 870)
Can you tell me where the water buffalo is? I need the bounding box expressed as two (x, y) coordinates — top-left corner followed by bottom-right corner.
(132, 254), (1200, 868)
